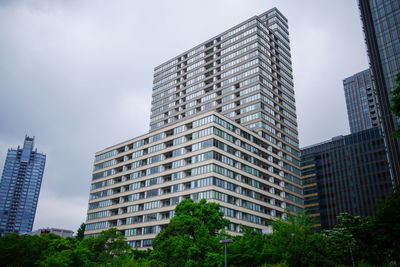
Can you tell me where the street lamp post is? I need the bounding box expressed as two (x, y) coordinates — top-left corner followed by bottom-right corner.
(219, 239), (233, 267)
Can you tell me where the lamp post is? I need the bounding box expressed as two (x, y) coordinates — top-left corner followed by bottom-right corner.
(219, 239), (233, 267)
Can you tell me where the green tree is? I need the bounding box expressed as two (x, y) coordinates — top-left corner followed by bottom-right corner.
(390, 72), (400, 137)
(40, 245), (95, 267)
(326, 213), (383, 266)
(81, 227), (131, 264)
(39, 235), (93, 267)
(263, 213), (333, 267)
(326, 213), (380, 265)
(151, 198), (229, 267)
(108, 253), (154, 267)
(0, 227), (135, 267)
(227, 226), (269, 267)
(76, 222), (86, 241)
(375, 187), (400, 262)
(0, 233), (56, 266)
(40, 228), (134, 266)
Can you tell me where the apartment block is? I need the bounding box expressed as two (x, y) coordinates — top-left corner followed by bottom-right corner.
(85, 8), (302, 248)
(343, 69), (380, 133)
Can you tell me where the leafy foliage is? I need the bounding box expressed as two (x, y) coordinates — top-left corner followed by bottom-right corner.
(375, 186), (400, 262)
(228, 226), (269, 267)
(76, 222), (86, 241)
(390, 72), (400, 137)
(1, 196), (400, 266)
(151, 198), (228, 267)
(326, 213), (382, 266)
(263, 213), (332, 267)
(0, 233), (56, 266)
(0, 228), (146, 267)
(81, 228), (130, 264)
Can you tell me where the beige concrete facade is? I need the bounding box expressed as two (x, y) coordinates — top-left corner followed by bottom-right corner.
(85, 8), (303, 248)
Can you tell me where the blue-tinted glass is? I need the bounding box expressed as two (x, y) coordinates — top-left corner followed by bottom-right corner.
(0, 137), (46, 234)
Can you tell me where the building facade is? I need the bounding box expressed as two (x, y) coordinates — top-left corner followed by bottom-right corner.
(301, 127), (392, 230)
(0, 136), (46, 235)
(343, 69), (380, 133)
(28, 227), (74, 238)
(85, 8), (303, 248)
(358, 0), (400, 183)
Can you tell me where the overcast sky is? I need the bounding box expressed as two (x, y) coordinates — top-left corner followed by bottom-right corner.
(0, 0), (368, 232)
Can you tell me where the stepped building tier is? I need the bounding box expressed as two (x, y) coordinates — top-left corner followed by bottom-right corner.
(85, 8), (302, 248)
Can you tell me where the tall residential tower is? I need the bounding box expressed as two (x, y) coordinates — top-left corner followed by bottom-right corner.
(85, 8), (303, 248)
(0, 136), (46, 235)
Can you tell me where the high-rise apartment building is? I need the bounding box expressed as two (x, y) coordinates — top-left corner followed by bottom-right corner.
(343, 69), (380, 133)
(0, 136), (46, 235)
(358, 0), (400, 183)
(301, 127), (392, 230)
(85, 8), (303, 248)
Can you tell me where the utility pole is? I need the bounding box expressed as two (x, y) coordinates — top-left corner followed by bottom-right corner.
(219, 239), (233, 267)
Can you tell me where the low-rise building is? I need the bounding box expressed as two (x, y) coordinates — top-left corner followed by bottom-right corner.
(28, 227), (74, 238)
(301, 127), (392, 230)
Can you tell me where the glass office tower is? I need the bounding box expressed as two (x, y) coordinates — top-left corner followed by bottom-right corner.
(343, 69), (380, 133)
(301, 127), (392, 230)
(358, 0), (400, 183)
(85, 8), (303, 248)
(0, 136), (46, 235)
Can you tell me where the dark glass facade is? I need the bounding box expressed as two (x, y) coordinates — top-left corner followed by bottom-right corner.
(0, 136), (46, 235)
(358, 0), (400, 183)
(343, 69), (380, 133)
(301, 127), (392, 230)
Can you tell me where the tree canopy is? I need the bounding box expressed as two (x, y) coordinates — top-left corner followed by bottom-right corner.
(375, 186), (400, 262)
(76, 222), (86, 241)
(151, 198), (229, 267)
(0, 228), (147, 267)
(2, 195), (400, 266)
(226, 213), (332, 267)
(390, 72), (400, 137)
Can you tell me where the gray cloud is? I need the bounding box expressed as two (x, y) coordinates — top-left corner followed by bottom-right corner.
(0, 0), (368, 232)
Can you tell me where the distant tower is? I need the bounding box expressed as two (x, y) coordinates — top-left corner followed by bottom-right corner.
(343, 69), (379, 133)
(0, 136), (46, 235)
